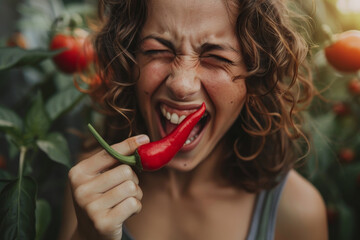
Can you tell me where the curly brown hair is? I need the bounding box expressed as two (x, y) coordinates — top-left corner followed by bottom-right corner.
(89, 0), (314, 192)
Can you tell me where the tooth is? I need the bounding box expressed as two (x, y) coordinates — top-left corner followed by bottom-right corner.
(170, 113), (179, 124)
(185, 139), (191, 145)
(161, 106), (166, 117)
(166, 112), (171, 120)
(178, 115), (186, 124)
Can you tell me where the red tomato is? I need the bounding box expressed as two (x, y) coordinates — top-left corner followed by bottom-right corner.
(0, 155), (6, 169)
(326, 206), (338, 225)
(338, 148), (355, 163)
(324, 30), (360, 73)
(348, 78), (360, 95)
(50, 29), (94, 74)
(332, 102), (351, 116)
(6, 32), (27, 49)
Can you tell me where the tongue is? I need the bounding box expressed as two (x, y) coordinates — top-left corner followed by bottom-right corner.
(165, 120), (200, 141)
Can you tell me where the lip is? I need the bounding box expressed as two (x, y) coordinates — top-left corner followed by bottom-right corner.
(159, 100), (204, 111)
(180, 121), (208, 152)
(155, 100), (209, 152)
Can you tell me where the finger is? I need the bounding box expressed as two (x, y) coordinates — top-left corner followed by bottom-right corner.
(82, 134), (150, 175)
(108, 197), (142, 224)
(86, 197), (142, 238)
(112, 134), (150, 156)
(71, 164), (140, 207)
(91, 164), (139, 193)
(87, 180), (143, 213)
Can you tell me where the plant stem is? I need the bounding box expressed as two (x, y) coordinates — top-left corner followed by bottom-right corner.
(87, 124), (137, 166)
(19, 146), (27, 178)
(321, 24), (336, 44)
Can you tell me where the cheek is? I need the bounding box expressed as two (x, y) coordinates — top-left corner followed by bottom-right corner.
(136, 60), (170, 105)
(204, 71), (247, 107)
(135, 61), (170, 134)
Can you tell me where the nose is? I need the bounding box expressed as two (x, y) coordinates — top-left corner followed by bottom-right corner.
(166, 58), (201, 100)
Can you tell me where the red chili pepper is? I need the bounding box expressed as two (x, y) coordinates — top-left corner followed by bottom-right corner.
(88, 103), (206, 171)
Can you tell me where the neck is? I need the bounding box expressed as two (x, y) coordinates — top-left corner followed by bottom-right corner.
(140, 140), (232, 199)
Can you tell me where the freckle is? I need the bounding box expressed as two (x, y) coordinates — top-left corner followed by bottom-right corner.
(183, 163), (187, 167)
(144, 91), (149, 95)
(230, 101), (234, 104)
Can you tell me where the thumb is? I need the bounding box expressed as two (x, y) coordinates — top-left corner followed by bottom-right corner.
(112, 135), (150, 155)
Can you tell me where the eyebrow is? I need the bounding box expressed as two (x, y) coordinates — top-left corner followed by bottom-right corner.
(141, 35), (176, 52)
(200, 42), (238, 54)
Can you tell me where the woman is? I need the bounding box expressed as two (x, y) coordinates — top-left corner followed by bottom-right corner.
(60, 0), (328, 239)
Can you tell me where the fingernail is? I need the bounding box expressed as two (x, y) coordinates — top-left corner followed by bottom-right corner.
(136, 135), (150, 145)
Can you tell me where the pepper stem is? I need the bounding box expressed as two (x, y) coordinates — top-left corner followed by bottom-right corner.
(87, 123), (137, 166)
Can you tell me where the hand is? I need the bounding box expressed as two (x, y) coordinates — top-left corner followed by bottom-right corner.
(68, 135), (150, 240)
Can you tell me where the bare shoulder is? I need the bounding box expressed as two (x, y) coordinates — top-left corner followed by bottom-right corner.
(275, 170), (328, 240)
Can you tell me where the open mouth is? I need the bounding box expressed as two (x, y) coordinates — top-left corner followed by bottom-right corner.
(158, 103), (210, 146)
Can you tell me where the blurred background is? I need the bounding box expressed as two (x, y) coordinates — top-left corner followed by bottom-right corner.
(0, 0), (359, 239)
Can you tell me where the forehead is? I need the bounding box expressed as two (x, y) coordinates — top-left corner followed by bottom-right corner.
(142, 0), (238, 45)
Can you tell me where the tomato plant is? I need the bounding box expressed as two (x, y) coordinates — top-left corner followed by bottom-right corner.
(326, 205), (339, 225)
(0, 155), (6, 169)
(332, 102), (351, 116)
(6, 32), (27, 49)
(348, 78), (360, 95)
(338, 148), (355, 163)
(50, 28), (94, 74)
(324, 30), (360, 73)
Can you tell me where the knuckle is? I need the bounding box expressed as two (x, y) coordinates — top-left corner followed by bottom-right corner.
(138, 188), (144, 200)
(85, 201), (99, 216)
(93, 217), (112, 233)
(73, 185), (89, 202)
(126, 137), (139, 152)
(68, 166), (80, 184)
(120, 164), (134, 179)
(124, 180), (137, 195)
(126, 197), (141, 210)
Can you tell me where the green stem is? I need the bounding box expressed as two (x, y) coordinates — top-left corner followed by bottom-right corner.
(19, 146), (27, 178)
(87, 124), (137, 166)
(17, 146), (27, 238)
(321, 24), (336, 44)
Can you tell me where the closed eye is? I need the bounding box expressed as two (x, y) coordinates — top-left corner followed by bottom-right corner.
(201, 54), (235, 66)
(142, 49), (174, 57)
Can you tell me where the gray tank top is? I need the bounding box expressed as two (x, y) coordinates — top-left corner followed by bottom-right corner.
(122, 175), (288, 240)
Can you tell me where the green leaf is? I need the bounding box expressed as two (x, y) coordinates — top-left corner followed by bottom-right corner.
(0, 179), (11, 194)
(337, 202), (356, 240)
(65, 3), (97, 16)
(35, 199), (51, 240)
(0, 170), (14, 181)
(5, 134), (21, 159)
(45, 86), (84, 120)
(36, 132), (72, 168)
(336, 163), (360, 207)
(25, 93), (51, 139)
(0, 176), (37, 240)
(304, 112), (337, 176)
(0, 105), (23, 136)
(0, 47), (62, 72)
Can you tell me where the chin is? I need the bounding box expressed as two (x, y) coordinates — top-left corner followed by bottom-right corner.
(165, 158), (200, 172)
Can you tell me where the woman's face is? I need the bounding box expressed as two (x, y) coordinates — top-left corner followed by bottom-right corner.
(135, 0), (247, 171)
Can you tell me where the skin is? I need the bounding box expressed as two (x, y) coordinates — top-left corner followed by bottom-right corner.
(60, 0), (328, 239)
(134, 0), (247, 172)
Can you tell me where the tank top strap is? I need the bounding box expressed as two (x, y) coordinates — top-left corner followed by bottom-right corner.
(122, 226), (134, 240)
(246, 173), (289, 240)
